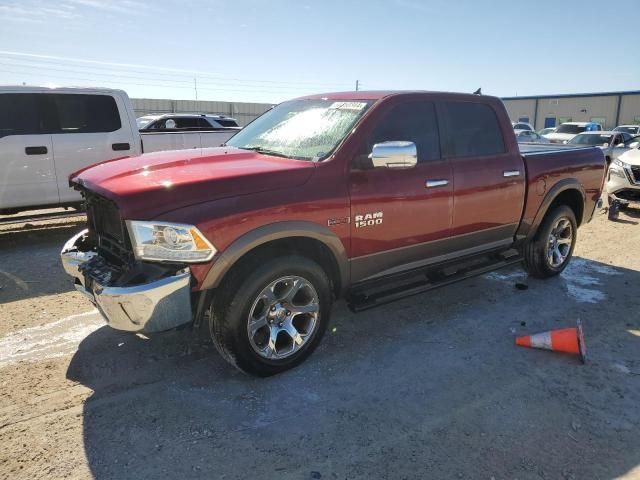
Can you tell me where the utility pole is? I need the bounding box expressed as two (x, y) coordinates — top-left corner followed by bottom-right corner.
(355, 80), (359, 91)
(194, 76), (198, 101)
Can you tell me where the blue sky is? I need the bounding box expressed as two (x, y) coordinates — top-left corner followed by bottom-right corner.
(0, 0), (638, 104)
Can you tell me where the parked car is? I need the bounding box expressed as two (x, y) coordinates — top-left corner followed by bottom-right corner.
(515, 130), (550, 144)
(0, 86), (240, 214)
(538, 127), (556, 136)
(545, 122), (602, 144)
(607, 147), (640, 208)
(136, 115), (159, 129)
(567, 131), (639, 164)
(613, 125), (640, 135)
(512, 121), (533, 133)
(140, 113), (240, 131)
(61, 90), (606, 376)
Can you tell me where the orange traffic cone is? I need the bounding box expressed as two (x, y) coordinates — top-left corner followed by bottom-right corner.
(516, 319), (586, 363)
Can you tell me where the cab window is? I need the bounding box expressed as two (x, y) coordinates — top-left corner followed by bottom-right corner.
(441, 101), (505, 157)
(365, 101), (441, 164)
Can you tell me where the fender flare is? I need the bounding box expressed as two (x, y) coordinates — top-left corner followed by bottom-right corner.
(201, 221), (349, 292)
(523, 178), (585, 241)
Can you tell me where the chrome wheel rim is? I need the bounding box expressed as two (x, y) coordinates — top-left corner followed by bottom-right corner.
(547, 217), (573, 268)
(247, 276), (319, 360)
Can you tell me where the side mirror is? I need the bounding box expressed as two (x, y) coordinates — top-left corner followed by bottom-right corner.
(369, 141), (417, 169)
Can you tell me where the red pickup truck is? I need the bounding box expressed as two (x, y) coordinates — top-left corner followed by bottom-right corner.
(61, 91), (606, 376)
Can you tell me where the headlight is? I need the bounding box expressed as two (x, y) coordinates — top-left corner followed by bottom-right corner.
(609, 159), (628, 179)
(126, 220), (216, 263)
(612, 158), (626, 168)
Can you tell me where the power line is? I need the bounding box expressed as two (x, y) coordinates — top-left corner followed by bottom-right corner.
(0, 51), (352, 89)
(0, 57), (350, 91)
(0, 64), (328, 95)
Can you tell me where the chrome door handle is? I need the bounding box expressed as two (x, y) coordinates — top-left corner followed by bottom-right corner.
(425, 179), (449, 188)
(503, 170), (520, 177)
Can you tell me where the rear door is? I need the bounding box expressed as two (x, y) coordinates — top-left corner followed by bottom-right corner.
(49, 93), (135, 203)
(0, 93), (58, 210)
(439, 100), (525, 251)
(349, 99), (453, 282)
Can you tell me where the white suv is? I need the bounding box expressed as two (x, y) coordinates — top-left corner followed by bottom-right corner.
(138, 114), (240, 130)
(607, 143), (640, 207)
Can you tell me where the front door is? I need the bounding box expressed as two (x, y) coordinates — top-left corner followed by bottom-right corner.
(349, 99), (453, 283)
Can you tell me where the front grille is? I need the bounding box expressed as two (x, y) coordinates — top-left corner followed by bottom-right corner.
(83, 192), (133, 266)
(630, 166), (640, 184)
(86, 194), (124, 242)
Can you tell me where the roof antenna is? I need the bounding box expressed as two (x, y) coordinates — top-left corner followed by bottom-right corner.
(473, 87), (482, 95)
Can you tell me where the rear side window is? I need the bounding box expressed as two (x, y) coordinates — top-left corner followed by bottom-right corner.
(216, 119), (239, 127)
(441, 101), (505, 157)
(0, 93), (41, 137)
(51, 94), (121, 133)
(175, 117), (201, 128)
(368, 101), (441, 162)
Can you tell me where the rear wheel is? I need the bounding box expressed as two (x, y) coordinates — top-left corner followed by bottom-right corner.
(522, 205), (577, 278)
(209, 255), (332, 376)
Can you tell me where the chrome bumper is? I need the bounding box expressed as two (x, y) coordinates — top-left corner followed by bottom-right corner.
(61, 230), (193, 333)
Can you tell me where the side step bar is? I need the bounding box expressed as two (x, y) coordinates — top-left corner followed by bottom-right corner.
(347, 249), (523, 312)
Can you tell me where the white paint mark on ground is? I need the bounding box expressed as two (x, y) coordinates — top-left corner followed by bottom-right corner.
(0, 310), (103, 367)
(483, 270), (526, 282)
(561, 258), (620, 304)
(484, 258), (620, 304)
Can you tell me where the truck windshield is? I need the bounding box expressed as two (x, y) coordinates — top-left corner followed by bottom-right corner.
(556, 124), (586, 134)
(569, 134), (612, 145)
(226, 99), (373, 160)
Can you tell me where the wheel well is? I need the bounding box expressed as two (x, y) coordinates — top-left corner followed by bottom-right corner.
(219, 237), (342, 298)
(549, 189), (584, 226)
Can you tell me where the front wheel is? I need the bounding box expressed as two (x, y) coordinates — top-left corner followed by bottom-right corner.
(209, 255), (332, 376)
(522, 205), (577, 278)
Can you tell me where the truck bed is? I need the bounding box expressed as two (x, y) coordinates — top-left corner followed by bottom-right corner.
(518, 143), (595, 155)
(518, 143), (606, 233)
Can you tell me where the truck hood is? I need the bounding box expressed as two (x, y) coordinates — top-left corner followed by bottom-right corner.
(71, 147), (315, 219)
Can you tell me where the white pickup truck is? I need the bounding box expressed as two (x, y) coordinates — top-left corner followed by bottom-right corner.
(0, 86), (240, 214)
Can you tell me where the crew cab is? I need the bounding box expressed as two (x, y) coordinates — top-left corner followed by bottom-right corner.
(0, 86), (240, 214)
(61, 91), (606, 376)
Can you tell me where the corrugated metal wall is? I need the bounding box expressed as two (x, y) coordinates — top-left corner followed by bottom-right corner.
(502, 91), (640, 130)
(132, 98), (274, 126)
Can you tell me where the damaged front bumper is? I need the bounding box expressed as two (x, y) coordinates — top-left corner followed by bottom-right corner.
(60, 230), (193, 333)
(606, 164), (640, 206)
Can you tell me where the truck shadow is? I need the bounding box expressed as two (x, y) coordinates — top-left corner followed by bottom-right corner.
(67, 256), (640, 479)
(0, 219), (86, 304)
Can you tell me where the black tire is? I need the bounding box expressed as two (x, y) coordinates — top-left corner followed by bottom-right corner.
(209, 255), (332, 376)
(522, 205), (577, 278)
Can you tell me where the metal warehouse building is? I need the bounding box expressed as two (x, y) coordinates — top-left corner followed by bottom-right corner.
(502, 90), (640, 131)
(131, 98), (273, 126)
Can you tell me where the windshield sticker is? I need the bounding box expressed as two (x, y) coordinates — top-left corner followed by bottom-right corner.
(328, 102), (367, 111)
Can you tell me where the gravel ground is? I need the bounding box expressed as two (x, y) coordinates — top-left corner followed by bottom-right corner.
(0, 208), (639, 480)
